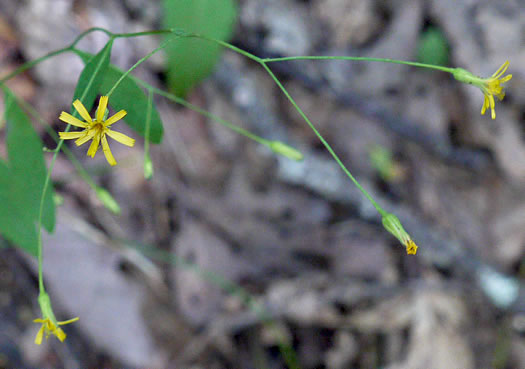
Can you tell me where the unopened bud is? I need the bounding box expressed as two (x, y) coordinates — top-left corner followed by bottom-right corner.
(95, 187), (121, 215)
(269, 141), (304, 161)
(144, 155), (154, 180)
(382, 212), (418, 255)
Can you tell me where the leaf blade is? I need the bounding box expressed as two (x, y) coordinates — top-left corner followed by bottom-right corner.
(0, 161), (39, 256)
(4, 87), (55, 233)
(72, 39), (113, 113)
(162, 0), (237, 97)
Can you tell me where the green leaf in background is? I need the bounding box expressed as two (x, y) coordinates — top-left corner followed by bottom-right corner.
(75, 50), (164, 143)
(416, 26), (450, 67)
(0, 87), (56, 256)
(72, 40), (113, 113)
(163, 0), (237, 97)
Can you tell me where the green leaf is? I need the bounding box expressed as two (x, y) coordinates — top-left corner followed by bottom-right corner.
(0, 161), (39, 255)
(72, 39), (113, 113)
(75, 50), (164, 143)
(4, 88), (55, 233)
(417, 27), (449, 67)
(0, 87), (55, 256)
(162, 0), (237, 97)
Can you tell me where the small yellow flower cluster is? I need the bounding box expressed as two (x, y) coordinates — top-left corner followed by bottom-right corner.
(59, 96), (135, 165)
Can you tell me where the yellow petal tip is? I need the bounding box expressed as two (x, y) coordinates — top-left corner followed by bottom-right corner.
(406, 239), (418, 255)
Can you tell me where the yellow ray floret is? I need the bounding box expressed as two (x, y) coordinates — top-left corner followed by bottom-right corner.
(453, 61), (512, 120)
(59, 96), (135, 166)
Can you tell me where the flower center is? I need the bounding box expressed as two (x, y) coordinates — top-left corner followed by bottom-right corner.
(92, 121), (105, 132)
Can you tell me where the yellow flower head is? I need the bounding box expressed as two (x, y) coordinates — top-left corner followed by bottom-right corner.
(34, 292), (79, 345)
(59, 96), (135, 166)
(453, 61), (512, 120)
(33, 317), (79, 345)
(382, 212), (418, 255)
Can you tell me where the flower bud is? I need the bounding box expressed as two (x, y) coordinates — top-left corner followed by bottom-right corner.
(144, 155), (154, 180)
(382, 212), (418, 255)
(269, 141), (304, 161)
(95, 187), (121, 215)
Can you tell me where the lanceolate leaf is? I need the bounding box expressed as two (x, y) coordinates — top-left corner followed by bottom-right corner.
(75, 50), (164, 143)
(4, 88), (55, 233)
(162, 0), (237, 97)
(0, 161), (39, 256)
(72, 39), (113, 113)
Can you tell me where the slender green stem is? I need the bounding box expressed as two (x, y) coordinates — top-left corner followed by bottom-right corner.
(146, 85), (270, 146)
(133, 31), (388, 215)
(188, 35), (446, 215)
(193, 33), (262, 63)
(0, 28), (110, 86)
(260, 62), (385, 214)
(112, 29), (174, 38)
(36, 151), (58, 294)
(94, 56), (274, 148)
(105, 37), (179, 98)
(70, 27), (112, 47)
(0, 27), (180, 87)
(263, 55), (454, 73)
(0, 48), (71, 85)
(143, 88), (153, 178)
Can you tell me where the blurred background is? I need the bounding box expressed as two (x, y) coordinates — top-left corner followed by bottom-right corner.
(1, 0), (525, 368)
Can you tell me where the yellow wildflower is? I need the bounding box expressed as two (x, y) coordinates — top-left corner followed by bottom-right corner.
(382, 212), (418, 255)
(453, 61), (512, 120)
(59, 96), (135, 165)
(34, 292), (78, 345)
(33, 317), (79, 345)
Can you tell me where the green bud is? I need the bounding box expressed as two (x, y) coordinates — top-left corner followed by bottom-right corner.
(382, 212), (418, 255)
(269, 141), (304, 161)
(452, 67), (479, 86)
(38, 292), (58, 323)
(144, 155), (154, 180)
(53, 193), (64, 206)
(95, 187), (121, 215)
(369, 145), (396, 181)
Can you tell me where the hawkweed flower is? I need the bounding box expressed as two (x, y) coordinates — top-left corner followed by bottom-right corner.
(453, 61), (512, 119)
(59, 96), (135, 166)
(34, 292), (78, 345)
(382, 212), (418, 255)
